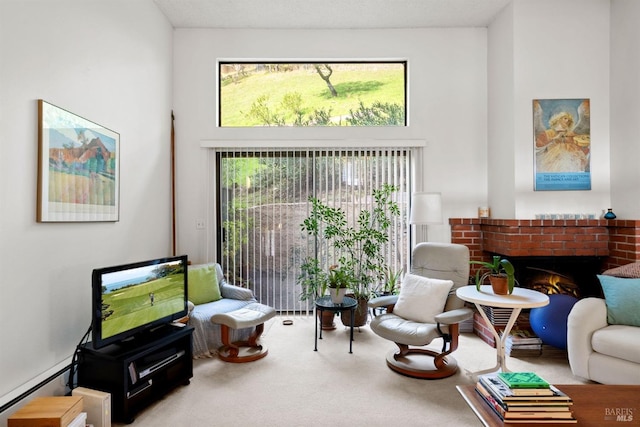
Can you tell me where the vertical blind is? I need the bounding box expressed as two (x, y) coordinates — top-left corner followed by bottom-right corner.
(216, 147), (412, 315)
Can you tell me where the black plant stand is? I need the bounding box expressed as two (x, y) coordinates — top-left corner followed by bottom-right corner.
(314, 296), (356, 354)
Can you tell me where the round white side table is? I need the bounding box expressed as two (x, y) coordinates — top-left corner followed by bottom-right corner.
(456, 285), (549, 375)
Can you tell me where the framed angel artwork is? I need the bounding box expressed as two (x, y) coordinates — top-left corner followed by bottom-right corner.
(533, 99), (591, 191)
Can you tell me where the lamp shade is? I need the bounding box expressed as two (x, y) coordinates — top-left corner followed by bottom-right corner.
(410, 192), (442, 225)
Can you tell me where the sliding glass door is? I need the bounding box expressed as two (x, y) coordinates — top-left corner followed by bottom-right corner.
(216, 147), (412, 314)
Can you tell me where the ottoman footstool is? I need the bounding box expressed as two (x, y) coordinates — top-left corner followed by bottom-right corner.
(210, 303), (276, 362)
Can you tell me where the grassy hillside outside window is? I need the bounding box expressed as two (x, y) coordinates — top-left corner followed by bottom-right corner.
(218, 61), (407, 127)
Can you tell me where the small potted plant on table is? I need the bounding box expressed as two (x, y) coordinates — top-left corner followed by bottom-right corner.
(298, 259), (336, 329)
(327, 265), (351, 304)
(470, 255), (516, 295)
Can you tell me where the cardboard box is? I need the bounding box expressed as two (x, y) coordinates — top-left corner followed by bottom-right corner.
(8, 396), (83, 427)
(72, 387), (111, 427)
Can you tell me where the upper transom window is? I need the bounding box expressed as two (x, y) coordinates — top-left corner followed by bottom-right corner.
(218, 61), (407, 127)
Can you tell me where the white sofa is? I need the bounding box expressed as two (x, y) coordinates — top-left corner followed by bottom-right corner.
(187, 263), (257, 358)
(567, 297), (640, 384)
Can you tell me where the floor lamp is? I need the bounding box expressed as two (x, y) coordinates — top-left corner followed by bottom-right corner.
(410, 192), (443, 244)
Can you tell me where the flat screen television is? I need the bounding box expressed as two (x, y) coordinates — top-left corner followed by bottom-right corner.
(91, 255), (188, 349)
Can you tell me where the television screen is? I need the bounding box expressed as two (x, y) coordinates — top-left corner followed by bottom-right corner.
(91, 255), (188, 349)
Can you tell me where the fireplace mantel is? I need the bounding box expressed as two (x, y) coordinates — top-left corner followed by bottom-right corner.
(450, 218), (640, 270)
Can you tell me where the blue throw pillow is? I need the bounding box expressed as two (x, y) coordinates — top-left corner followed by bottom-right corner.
(597, 275), (640, 327)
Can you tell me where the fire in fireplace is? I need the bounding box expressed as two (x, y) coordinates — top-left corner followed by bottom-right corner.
(512, 256), (604, 298)
(523, 267), (580, 297)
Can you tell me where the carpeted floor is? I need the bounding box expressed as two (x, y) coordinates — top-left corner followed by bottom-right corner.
(115, 315), (588, 426)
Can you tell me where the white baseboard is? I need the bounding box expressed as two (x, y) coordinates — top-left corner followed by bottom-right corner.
(0, 355), (72, 423)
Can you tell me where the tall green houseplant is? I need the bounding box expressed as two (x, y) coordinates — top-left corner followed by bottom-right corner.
(297, 184), (401, 302)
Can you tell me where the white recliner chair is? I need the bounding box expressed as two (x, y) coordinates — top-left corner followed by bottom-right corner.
(368, 242), (473, 379)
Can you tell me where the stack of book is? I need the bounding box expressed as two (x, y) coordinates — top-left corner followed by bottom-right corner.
(475, 372), (577, 424)
(482, 306), (513, 327)
(504, 329), (543, 357)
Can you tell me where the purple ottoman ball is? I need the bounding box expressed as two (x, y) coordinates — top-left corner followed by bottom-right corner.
(529, 294), (579, 350)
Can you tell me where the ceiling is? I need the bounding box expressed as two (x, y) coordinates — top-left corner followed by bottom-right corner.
(152, 0), (512, 29)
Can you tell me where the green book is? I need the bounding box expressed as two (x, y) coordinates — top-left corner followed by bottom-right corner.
(498, 372), (550, 389)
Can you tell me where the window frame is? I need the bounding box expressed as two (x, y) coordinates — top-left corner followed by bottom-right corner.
(217, 60), (408, 128)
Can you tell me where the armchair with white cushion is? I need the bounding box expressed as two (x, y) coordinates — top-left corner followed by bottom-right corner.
(567, 269), (640, 384)
(368, 242), (473, 379)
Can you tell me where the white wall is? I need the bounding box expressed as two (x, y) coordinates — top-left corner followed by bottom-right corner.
(487, 1), (516, 218)
(0, 0), (173, 413)
(172, 28), (489, 261)
(488, 0), (612, 219)
(610, 0), (640, 218)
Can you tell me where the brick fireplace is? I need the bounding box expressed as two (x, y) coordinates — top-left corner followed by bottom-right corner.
(450, 218), (640, 347)
(451, 217), (640, 273)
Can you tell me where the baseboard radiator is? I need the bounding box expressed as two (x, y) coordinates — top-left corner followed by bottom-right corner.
(0, 363), (71, 415)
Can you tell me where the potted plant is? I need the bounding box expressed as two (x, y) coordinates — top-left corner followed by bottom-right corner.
(381, 266), (402, 296)
(470, 255), (516, 295)
(298, 259), (336, 329)
(298, 184), (400, 326)
(327, 265), (351, 303)
(298, 258), (328, 302)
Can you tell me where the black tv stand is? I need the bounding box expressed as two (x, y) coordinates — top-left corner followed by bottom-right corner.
(77, 325), (193, 423)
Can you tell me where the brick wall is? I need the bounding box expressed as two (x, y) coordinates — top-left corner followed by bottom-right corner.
(473, 312), (500, 348)
(607, 221), (640, 267)
(450, 218), (640, 272)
